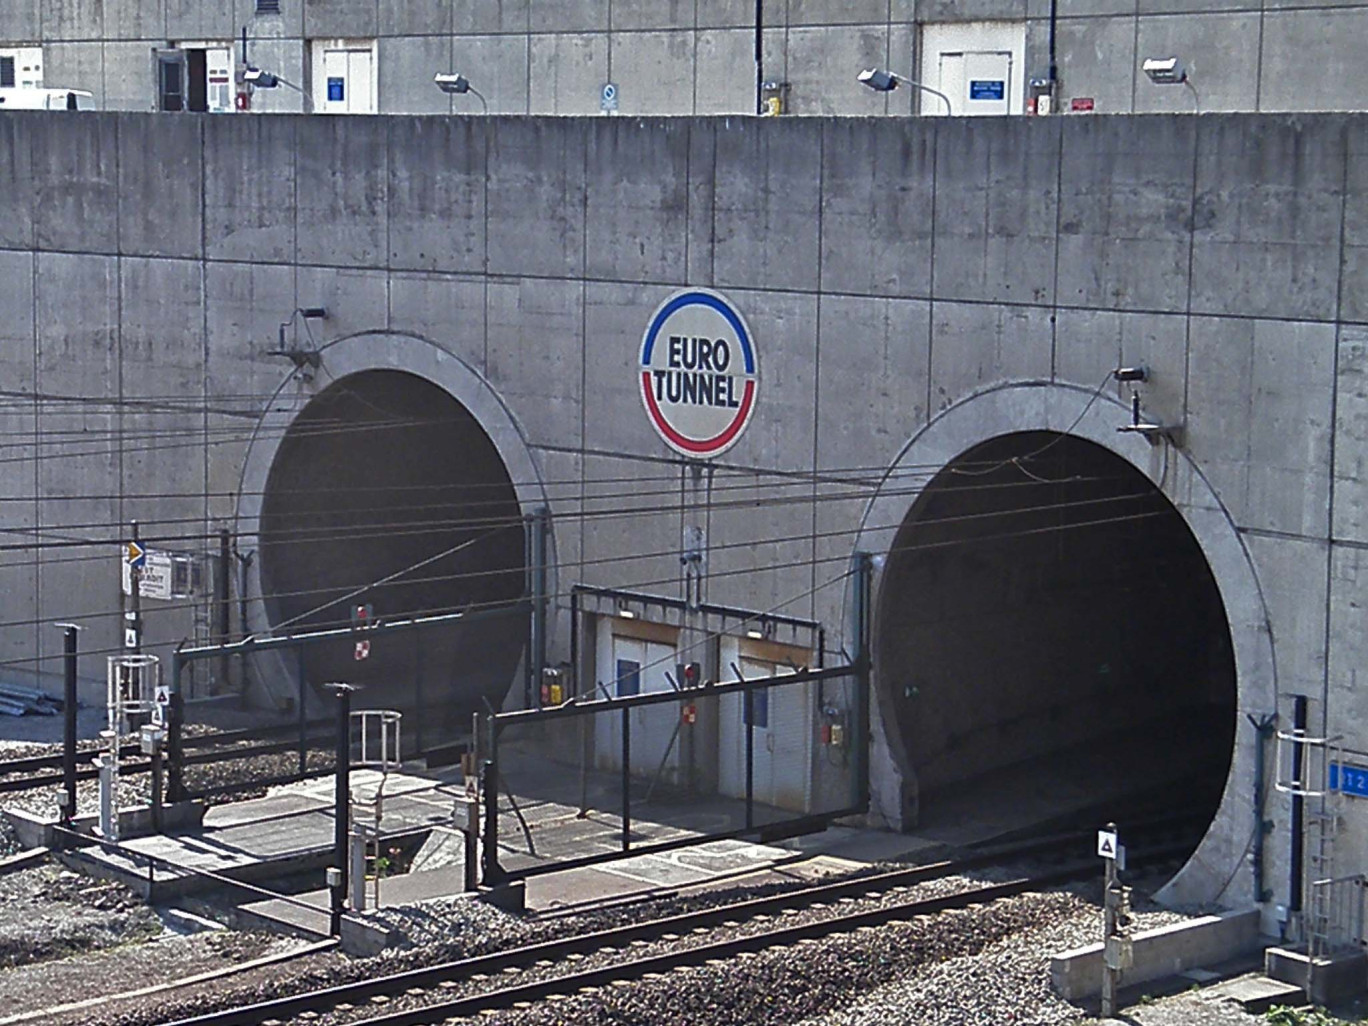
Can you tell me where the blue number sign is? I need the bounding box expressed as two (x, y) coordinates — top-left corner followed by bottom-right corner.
(1330, 762), (1368, 797)
(327, 77), (345, 102)
(969, 80), (1005, 101)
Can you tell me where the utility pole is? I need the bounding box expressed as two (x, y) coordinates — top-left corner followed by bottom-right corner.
(325, 682), (354, 936)
(755, 0), (764, 115)
(57, 623), (81, 825)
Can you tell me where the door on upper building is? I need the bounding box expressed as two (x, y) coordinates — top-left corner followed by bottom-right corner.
(313, 42), (376, 114)
(155, 46), (233, 113)
(938, 50), (1013, 116)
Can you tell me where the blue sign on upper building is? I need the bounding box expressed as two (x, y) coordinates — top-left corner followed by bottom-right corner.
(969, 80), (1005, 101)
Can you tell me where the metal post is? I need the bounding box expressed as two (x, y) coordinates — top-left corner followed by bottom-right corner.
(297, 647), (308, 777)
(754, 0), (764, 115)
(217, 527), (231, 691)
(59, 623), (80, 824)
(1290, 695), (1308, 933)
(853, 552), (873, 809)
(128, 521), (143, 657)
(414, 627), (424, 757)
(530, 508), (548, 708)
(150, 744), (164, 832)
(326, 682), (353, 936)
(622, 705), (632, 852)
(1101, 836), (1119, 1018)
(166, 654), (185, 803)
(481, 753), (505, 886)
(745, 682), (755, 830)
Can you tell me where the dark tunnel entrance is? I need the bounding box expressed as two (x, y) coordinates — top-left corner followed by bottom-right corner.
(877, 431), (1236, 840)
(258, 370), (528, 743)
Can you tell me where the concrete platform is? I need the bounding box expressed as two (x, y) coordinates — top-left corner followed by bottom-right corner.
(65, 768), (468, 902)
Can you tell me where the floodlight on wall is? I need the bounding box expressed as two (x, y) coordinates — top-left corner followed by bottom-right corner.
(434, 72), (488, 112)
(1141, 56), (1186, 85)
(857, 67), (953, 116)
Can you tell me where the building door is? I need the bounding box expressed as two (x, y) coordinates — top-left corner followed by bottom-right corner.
(156, 50), (186, 111)
(593, 633), (680, 788)
(718, 658), (809, 813)
(0, 47), (42, 89)
(318, 46), (375, 114)
(938, 50), (1013, 116)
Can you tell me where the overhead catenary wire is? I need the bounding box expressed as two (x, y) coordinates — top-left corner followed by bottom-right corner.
(0, 504), (1171, 674)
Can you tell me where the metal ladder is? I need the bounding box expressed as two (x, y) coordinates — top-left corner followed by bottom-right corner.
(1276, 724), (1345, 997)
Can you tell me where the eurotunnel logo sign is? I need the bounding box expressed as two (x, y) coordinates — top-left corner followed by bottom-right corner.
(640, 289), (758, 458)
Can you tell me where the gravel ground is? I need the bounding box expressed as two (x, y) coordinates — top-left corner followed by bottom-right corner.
(0, 863), (161, 971)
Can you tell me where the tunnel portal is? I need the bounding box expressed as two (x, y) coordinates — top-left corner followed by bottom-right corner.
(877, 431), (1236, 837)
(258, 369), (528, 739)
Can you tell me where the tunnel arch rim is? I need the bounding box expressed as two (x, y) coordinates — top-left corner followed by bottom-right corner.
(848, 380), (1276, 910)
(234, 330), (552, 704)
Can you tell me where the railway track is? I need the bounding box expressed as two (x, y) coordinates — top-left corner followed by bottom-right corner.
(164, 824), (1196, 1026)
(0, 721), (335, 794)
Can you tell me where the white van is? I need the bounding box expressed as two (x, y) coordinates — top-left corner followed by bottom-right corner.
(0, 87), (96, 111)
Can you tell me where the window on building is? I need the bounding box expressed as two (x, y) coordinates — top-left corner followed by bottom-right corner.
(616, 659), (641, 698)
(156, 50), (185, 111)
(256, 0), (281, 13)
(1, 58), (13, 88)
(743, 686), (769, 729)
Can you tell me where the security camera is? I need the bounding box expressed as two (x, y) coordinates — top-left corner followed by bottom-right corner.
(1141, 57), (1187, 85)
(434, 72), (471, 95)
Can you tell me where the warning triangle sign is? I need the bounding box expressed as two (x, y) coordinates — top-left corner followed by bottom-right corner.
(1097, 830), (1118, 859)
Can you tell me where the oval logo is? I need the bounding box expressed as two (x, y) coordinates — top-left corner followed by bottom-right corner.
(639, 290), (758, 458)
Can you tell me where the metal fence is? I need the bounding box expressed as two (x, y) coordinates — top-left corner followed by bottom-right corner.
(480, 662), (866, 884)
(164, 604), (527, 803)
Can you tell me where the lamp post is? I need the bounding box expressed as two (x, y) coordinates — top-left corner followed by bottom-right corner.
(857, 67), (953, 116)
(1140, 56), (1200, 112)
(434, 73), (488, 113)
(244, 66), (314, 112)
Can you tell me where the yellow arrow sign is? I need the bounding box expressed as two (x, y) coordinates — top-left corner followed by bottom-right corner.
(126, 541), (146, 567)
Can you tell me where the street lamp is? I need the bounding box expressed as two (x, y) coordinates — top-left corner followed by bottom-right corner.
(434, 72), (488, 113)
(244, 65), (314, 111)
(857, 67), (953, 116)
(1140, 56), (1199, 111)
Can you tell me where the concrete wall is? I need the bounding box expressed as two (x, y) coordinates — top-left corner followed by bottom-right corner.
(2, 109), (1367, 922)
(5, 0), (1368, 115)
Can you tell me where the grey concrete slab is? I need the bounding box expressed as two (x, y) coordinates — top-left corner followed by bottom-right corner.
(293, 265), (390, 340)
(1190, 116), (1346, 322)
(165, 0), (237, 40)
(0, 249), (39, 674)
(1052, 308), (1188, 433)
(45, 0), (105, 40)
(485, 277), (585, 448)
(784, 25), (890, 117)
(584, 118), (689, 284)
(613, 0), (695, 30)
(204, 114), (297, 264)
(787, 0), (890, 25)
(449, 34), (529, 113)
(387, 117), (487, 273)
(1056, 115), (1195, 312)
(117, 113), (203, 259)
(918, 0), (1028, 21)
(819, 119), (935, 299)
(454, 0), (529, 34)
(101, 40), (160, 113)
(104, 0), (165, 40)
(814, 294), (932, 475)
(1184, 316), (1334, 537)
(1049, 16), (1138, 115)
(693, 28), (753, 115)
(928, 302), (1054, 417)
(685, 120), (717, 286)
(377, 36), (453, 116)
(580, 279), (676, 456)
(712, 119), (822, 293)
(1132, 12), (1260, 114)
(40, 40), (105, 105)
(577, 452), (681, 598)
(379, 0), (451, 37)
(0, 0), (40, 40)
(610, 31), (696, 117)
(385, 272), (488, 374)
(486, 118), (587, 279)
(695, 0), (759, 29)
(1332, 325), (1368, 543)
(1339, 120), (1368, 323)
(528, 31), (608, 115)
(31, 109), (118, 252)
(1244, 532), (1327, 700)
(302, 0), (377, 40)
(932, 117), (1060, 306)
(529, 0), (609, 33)
(294, 116), (388, 267)
(0, 118), (36, 251)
